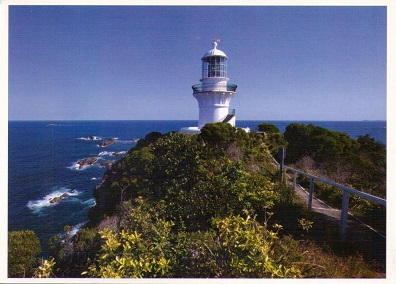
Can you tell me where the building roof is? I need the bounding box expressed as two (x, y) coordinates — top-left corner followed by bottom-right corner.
(202, 41), (228, 59)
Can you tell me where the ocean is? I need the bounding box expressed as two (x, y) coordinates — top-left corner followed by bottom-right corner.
(8, 120), (386, 249)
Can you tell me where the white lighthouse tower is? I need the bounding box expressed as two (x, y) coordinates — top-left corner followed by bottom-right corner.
(181, 40), (238, 134)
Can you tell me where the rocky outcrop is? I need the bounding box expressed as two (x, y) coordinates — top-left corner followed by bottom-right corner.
(100, 160), (116, 168)
(50, 193), (69, 203)
(98, 138), (117, 147)
(77, 157), (99, 169)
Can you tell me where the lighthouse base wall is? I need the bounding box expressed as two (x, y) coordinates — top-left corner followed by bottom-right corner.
(193, 91), (235, 129)
(180, 127), (201, 134)
(197, 105), (230, 129)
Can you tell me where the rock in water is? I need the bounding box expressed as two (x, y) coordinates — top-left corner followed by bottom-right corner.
(77, 157), (99, 169)
(50, 193), (70, 204)
(98, 138), (117, 147)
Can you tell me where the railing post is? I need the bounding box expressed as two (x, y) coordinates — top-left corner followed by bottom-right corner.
(293, 172), (297, 189)
(308, 177), (314, 211)
(278, 148), (285, 183)
(340, 191), (350, 240)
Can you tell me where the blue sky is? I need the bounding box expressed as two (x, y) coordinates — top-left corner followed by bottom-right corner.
(8, 5), (387, 121)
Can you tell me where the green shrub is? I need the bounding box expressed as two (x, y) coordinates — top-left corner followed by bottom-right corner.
(8, 230), (41, 277)
(84, 198), (174, 278)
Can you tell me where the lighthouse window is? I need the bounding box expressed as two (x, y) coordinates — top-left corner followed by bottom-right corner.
(202, 56), (227, 78)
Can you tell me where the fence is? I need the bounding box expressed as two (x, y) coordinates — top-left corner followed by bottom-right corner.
(277, 148), (386, 240)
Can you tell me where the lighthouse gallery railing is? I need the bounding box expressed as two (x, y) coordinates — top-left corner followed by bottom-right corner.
(192, 83), (237, 93)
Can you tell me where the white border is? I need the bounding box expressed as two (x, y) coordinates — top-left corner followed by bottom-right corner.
(1, 1), (394, 283)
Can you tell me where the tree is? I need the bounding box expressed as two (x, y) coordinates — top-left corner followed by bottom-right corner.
(8, 230), (41, 277)
(257, 123), (280, 134)
(49, 226), (101, 277)
(283, 123), (358, 166)
(350, 134), (386, 197)
(200, 122), (236, 150)
(134, 131), (163, 150)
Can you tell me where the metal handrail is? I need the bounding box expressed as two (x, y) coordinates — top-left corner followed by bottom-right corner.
(282, 164), (386, 239)
(284, 166), (386, 206)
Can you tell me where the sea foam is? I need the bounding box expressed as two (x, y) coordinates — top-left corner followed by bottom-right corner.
(77, 136), (102, 141)
(98, 151), (113, 156)
(69, 221), (88, 237)
(27, 187), (80, 213)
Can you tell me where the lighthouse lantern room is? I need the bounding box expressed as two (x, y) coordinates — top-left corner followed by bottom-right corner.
(181, 41), (238, 134)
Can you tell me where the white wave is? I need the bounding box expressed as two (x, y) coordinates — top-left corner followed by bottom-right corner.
(27, 187), (80, 213)
(118, 139), (140, 144)
(67, 162), (81, 170)
(83, 198), (96, 208)
(98, 150), (126, 157)
(69, 221), (88, 237)
(77, 136), (102, 141)
(98, 151), (114, 156)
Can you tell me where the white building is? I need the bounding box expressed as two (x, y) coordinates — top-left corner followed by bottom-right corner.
(180, 41), (238, 134)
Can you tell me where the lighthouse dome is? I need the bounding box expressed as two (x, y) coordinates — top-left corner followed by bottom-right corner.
(202, 41), (227, 59)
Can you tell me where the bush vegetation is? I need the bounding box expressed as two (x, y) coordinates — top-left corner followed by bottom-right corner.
(8, 230), (41, 277)
(284, 123), (386, 233)
(9, 122), (385, 278)
(284, 123), (386, 198)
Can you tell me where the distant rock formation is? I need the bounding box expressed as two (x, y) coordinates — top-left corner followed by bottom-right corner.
(77, 157), (99, 169)
(50, 193), (69, 204)
(98, 138), (117, 147)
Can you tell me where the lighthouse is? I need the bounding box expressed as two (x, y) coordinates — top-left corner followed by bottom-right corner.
(181, 40), (238, 134)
